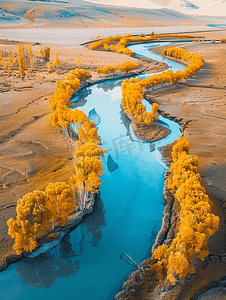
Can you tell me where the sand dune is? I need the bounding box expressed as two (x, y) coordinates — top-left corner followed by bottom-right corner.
(197, 1), (226, 16)
(167, 0), (199, 12)
(167, 0), (226, 16)
(87, 0), (226, 16)
(154, 0), (226, 16)
(85, 0), (163, 9)
(22, 6), (57, 22)
(0, 0), (204, 29)
(1, 0), (226, 26)
(0, 7), (28, 26)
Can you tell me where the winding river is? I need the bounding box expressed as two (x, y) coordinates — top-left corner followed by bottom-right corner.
(0, 41), (187, 300)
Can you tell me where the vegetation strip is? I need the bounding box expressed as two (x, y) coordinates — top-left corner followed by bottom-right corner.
(120, 46), (204, 125)
(88, 33), (197, 56)
(97, 61), (137, 78)
(153, 136), (219, 284)
(7, 68), (106, 255)
(0, 42), (59, 77)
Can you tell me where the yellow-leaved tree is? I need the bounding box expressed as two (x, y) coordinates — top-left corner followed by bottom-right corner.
(69, 139), (106, 210)
(46, 182), (75, 228)
(77, 59), (82, 66)
(153, 136), (219, 284)
(37, 48), (44, 59)
(44, 47), (50, 60)
(52, 52), (60, 67)
(8, 55), (14, 64)
(152, 103), (159, 121)
(7, 182), (76, 255)
(7, 191), (51, 255)
(27, 44), (33, 70)
(17, 43), (26, 78)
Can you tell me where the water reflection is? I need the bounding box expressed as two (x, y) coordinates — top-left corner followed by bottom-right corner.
(156, 119), (170, 128)
(59, 234), (77, 262)
(150, 224), (160, 246)
(119, 104), (131, 137)
(97, 80), (122, 92)
(16, 238), (80, 289)
(88, 108), (101, 126)
(107, 154), (119, 172)
(16, 196), (106, 289)
(82, 194), (106, 247)
(70, 87), (92, 107)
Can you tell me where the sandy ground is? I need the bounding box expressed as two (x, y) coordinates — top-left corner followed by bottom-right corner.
(0, 1), (226, 299)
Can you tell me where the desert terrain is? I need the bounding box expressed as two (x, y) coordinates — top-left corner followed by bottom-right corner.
(0, 0), (226, 299)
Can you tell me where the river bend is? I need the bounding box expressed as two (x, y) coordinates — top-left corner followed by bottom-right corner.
(0, 41), (187, 300)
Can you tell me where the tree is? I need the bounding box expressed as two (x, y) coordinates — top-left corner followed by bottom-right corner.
(44, 47), (50, 60)
(8, 55), (14, 64)
(27, 44), (33, 69)
(118, 61), (137, 73)
(52, 52), (60, 67)
(7, 191), (51, 255)
(7, 182), (77, 255)
(46, 182), (75, 228)
(121, 77), (157, 124)
(37, 48), (44, 59)
(46, 61), (51, 72)
(161, 47), (204, 80)
(154, 136), (219, 284)
(49, 69), (92, 131)
(77, 59), (82, 66)
(17, 43), (26, 78)
(152, 103), (159, 121)
(69, 141), (106, 210)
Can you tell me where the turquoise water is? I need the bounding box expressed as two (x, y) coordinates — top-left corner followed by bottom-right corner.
(0, 41), (184, 300)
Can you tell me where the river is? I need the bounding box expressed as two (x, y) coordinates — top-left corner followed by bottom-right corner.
(0, 41), (187, 300)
